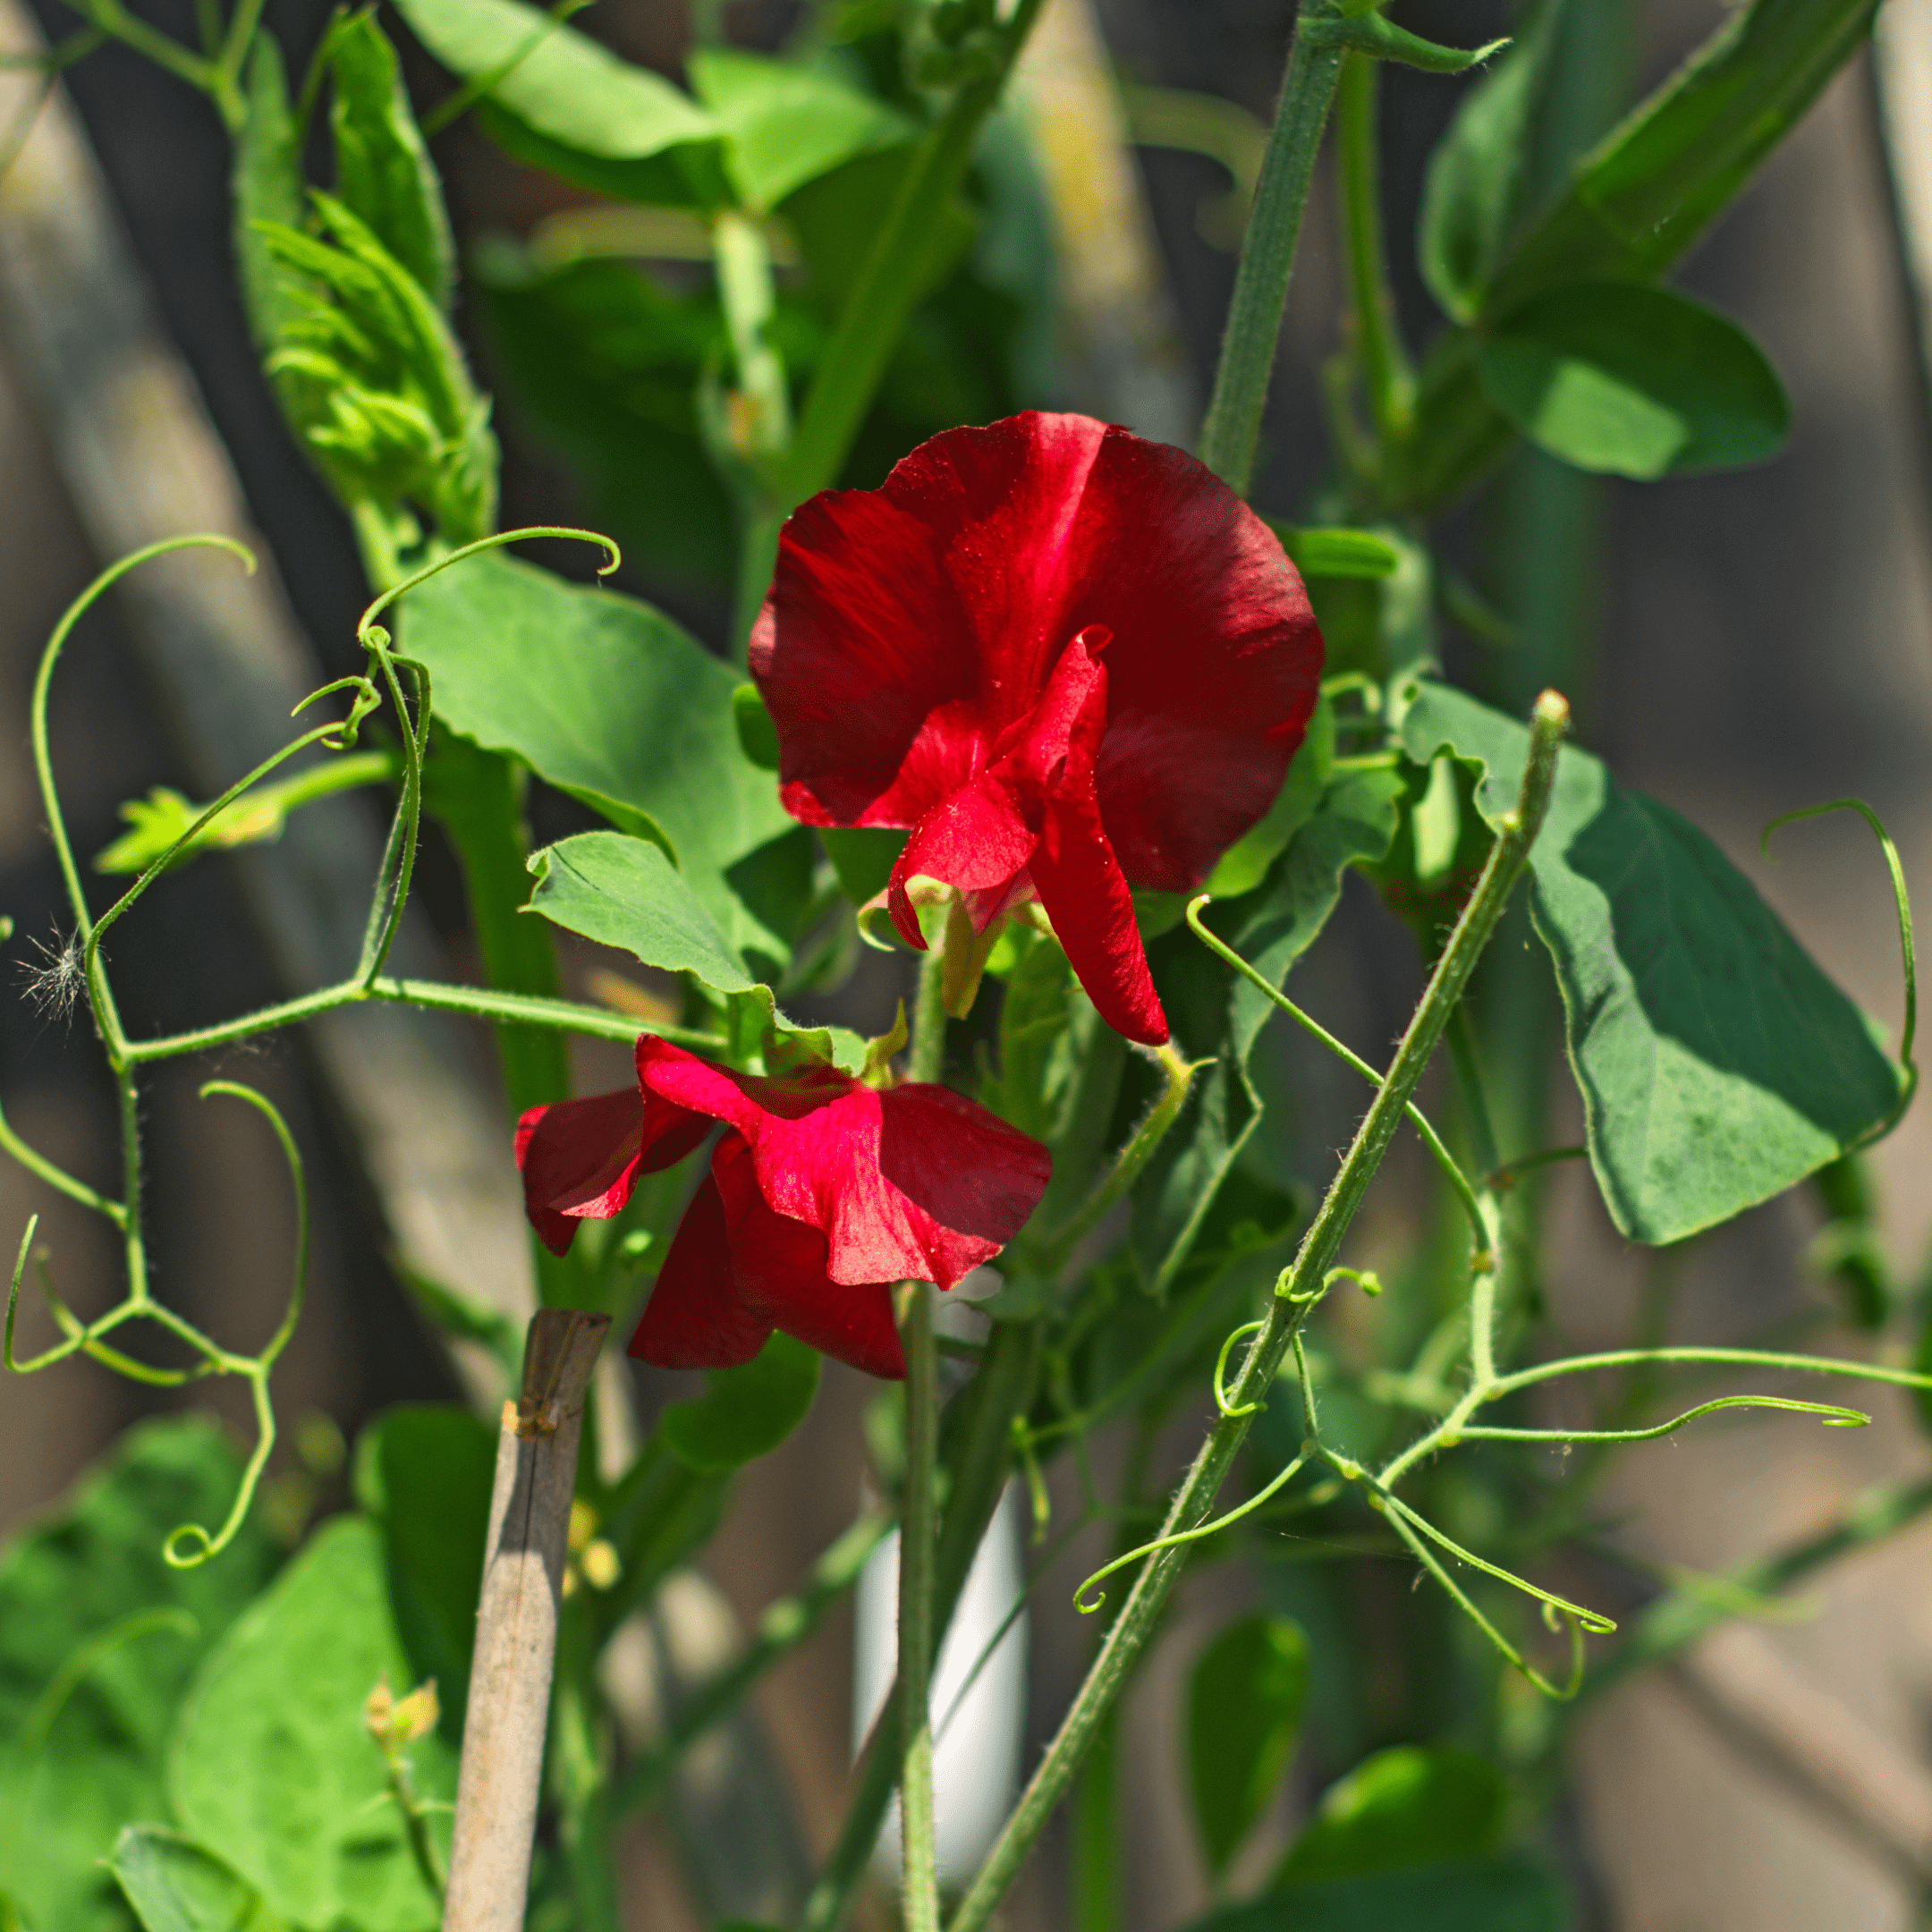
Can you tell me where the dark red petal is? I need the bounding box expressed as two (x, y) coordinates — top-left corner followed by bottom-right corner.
(515, 1082), (713, 1258)
(630, 1165), (774, 1369)
(886, 773), (1036, 948)
(638, 1040), (1047, 1291)
(874, 1083), (1053, 1247)
(1032, 783), (1168, 1046)
(713, 1135), (905, 1378)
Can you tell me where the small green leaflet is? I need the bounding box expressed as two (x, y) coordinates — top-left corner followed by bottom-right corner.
(1476, 284), (1789, 479)
(403, 552), (801, 966)
(1186, 1614), (1309, 1877)
(662, 1333), (823, 1471)
(1269, 525), (1401, 581)
(1400, 680), (1902, 1241)
(109, 1829), (287, 1932)
(1182, 1860), (1564, 1932)
(1275, 1746), (1504, 1886)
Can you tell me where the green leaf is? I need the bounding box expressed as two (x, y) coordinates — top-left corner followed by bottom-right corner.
(662, 1332), (823, 1471)
(233, 36), (305, 361)
(330, 12), (456, 309)
(1206, 697), (1335, 901)
(1417, 0), (1568, 323)
(1400, 680), (1902, 1241)
(1186, 1613), (1309, 1877)
(1275, 1746), (1505, 1885)
(0, 1419), (281, 1932)
(404, 552), (800, 967)
(780, 146), (978, 318)
(1184, 1859), (1564, 1932)
(1486, 0), (1880, 316)
(820, 826), (906, 907)
(1477, 284), (1789, 479)
(733, 682), (782, 771)
(109, 1828), (287, 1932)
(1271, 527), (1401, 581)
(357, 1406), (497, 1740)
(391, 0), (728, 208)
(529, 831), (758, 996)
(169, 1517), (453, 1932)
(687, 47), (914, 213)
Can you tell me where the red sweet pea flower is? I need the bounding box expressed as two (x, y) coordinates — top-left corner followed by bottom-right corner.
(515, 1038), (1051, 1379)
(749, 411), (1324, 1046)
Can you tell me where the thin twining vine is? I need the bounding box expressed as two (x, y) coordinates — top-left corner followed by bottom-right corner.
(0, 527), (732, 1564)
(1062, 884), (1932, 1694)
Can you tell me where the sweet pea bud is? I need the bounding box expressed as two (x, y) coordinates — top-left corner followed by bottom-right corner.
(363, 1673), (440, 1756)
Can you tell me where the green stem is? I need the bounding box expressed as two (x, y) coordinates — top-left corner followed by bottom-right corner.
(1195, 3), (1346, 496)
(1334, 51), (1411, 446)
(899, 940), (947, 1932)
(944, 692), (1568, 1932)
(900, 1282), (942, 1932)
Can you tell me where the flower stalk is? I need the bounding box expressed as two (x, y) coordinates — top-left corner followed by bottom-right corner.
(945, 690), (1571, 1932)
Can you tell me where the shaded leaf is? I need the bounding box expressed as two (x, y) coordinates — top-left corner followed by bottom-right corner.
(169, 1517), (453, 1932)
(1477, 284), (1788, 479)
(404, 552), (798, 967)
(688, 47), (914, 213)
(0, 1419), (280, 1932)
(1418, 0), (1568, 323)
(356, 1406), (496, 1740)
(330, 12), (454, 309)
(1400, 680), (1901, 1241)
(1206, 696), (1335, 902)
(1189, 1858), (1563, 1932)
(109, 1828), (286, 1932)
(1187, 1613), (1309, 1877)
(662, 1332), (823, 1471)
(1275, 1746), (1505, 1885)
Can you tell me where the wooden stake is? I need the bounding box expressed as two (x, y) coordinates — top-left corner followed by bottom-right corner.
(444, 1309), (610, 1931)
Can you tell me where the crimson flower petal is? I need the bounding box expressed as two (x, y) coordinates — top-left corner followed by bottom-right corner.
(515, 1085), (711, 1257)
(750, 411), (1324, 1041)
(630, 1164), (773, 1369)
(712, 1134), (905, 1378)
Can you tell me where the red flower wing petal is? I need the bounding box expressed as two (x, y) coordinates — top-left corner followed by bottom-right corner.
(712, 1135), (905, 1379)
(515, 1085), (711, 1257)
(1067, 429), (1323, 889)
(886, 772), (1036, 948)
(629, 1164), (774, 1369)
(873, 1083), (1053, 1250)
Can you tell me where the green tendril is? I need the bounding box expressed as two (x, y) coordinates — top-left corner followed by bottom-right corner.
(1762, 797), (1917, 1143)
(1072, 1446), (1311, 1614)
(1186, 894), (1488, 1255)
(1214, 1320), (1267, 1416)
(1450, 1393), (1869, 1447)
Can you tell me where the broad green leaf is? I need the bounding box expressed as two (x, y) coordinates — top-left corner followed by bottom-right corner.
(109, 1828), (287, 1932)
(357, 1406), (496, 1739)
(0, 1419), (280, 1932)
(1400, 681), (1902, 1241)
(1185, 1859), (1563, 1932)
(662, 1332), (823, 1471)
(688, 47), (913, 213)
(1417, 0), (1568, 323)
(529, 832), (758, 996)
(1272, 527), (1401, 581)
(1206, 696), (1335, 901)
(733, 683), (781, 771)
(330, 12), (455, 309)
(780, 146), (978, 318)
(1486, 0), (1880, 315)
(1133, 767), (1404, 1295)
(1275, 1746), (1504, 1885)
(390, 0), (728, 208)
(1187, 1613), (1309, 1877)
(1477, 284), (1788, 479)
(169, 1516), (453, 1932)
(820, 826), (906, 907)
(233, 37), (305, 361)
(1395, 0), (1877, 511)
(403, 552), (800, 966)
